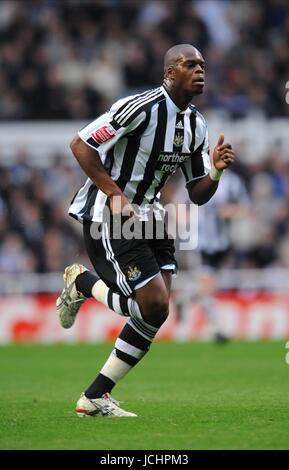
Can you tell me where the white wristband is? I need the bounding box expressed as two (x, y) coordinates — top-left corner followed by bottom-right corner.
(209, 165), (223, 181)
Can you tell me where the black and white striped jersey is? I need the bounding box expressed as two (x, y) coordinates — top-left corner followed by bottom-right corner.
(69, 85), (211, 222)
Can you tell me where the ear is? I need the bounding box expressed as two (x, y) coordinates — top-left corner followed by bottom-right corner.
(166, 65), (176, 81)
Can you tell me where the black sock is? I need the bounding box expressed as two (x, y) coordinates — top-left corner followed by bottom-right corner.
(85, 373), (115, 398)
(75, 271), (99, 298)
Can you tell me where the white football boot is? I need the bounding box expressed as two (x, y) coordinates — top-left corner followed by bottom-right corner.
(56, 264), (87, 328)
(75, 392), (137, 417)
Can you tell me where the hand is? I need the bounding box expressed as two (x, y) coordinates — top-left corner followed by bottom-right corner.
(109, 192), (138, 219)
(212, 133), (235, 170)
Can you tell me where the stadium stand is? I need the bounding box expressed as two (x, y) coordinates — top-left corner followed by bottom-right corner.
(0, 0), (288, 120)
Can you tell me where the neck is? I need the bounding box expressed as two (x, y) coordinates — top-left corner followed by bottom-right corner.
(163, 82), (193, 110)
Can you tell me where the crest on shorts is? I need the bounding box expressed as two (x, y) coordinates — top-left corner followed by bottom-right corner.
(174, 131), (184, 146)
(127, 266), (142, 281)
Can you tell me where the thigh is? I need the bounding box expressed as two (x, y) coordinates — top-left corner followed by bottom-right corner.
(83, 220), (161, 297)
(161, 270), (172, 294)
(134, 272), (169, 308)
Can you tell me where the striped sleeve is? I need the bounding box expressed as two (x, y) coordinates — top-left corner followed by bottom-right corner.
(78, 96), (147, 160)
(181, 114), (211, 184)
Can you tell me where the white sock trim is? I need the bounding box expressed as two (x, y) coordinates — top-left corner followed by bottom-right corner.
(100, 352), (132, 384)
(128, 318), (155, 342)
(91, 280), (109, 305)
(115, 338), (146, 359)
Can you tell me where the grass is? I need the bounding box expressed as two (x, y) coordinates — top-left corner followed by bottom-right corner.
(0, 341), (288, 450)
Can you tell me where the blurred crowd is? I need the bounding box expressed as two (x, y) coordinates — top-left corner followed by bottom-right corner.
(0, 152), (89, 273)
(1, 146), (289, 273)
(0, 0), (289, 120)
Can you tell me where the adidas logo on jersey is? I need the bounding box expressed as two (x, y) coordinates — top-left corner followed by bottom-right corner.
(175, 120), (184, 129)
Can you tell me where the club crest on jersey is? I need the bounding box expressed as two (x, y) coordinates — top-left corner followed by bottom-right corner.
(91, 125), (116, 144)
(174, 132), (184, 146)
(127, 266), (142, 281)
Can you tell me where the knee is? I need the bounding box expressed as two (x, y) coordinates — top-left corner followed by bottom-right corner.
(139, 294), (169, 328)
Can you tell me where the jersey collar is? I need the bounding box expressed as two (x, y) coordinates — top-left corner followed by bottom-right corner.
(161, 85), (188, 114)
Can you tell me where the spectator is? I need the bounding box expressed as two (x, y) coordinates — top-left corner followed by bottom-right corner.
(0, 0), (288, 120)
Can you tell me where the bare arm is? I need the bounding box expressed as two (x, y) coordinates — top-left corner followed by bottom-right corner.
(70, 135), (133, 215)
(186, 175), (219, 205)
(187, 133), (235, 205)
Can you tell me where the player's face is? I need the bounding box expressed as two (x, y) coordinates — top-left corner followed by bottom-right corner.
(172, 49), (205, 95)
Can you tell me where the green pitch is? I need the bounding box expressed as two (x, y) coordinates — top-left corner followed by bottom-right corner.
(0, 341), (288, 450)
